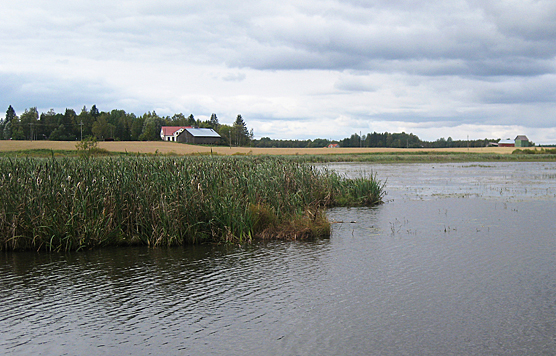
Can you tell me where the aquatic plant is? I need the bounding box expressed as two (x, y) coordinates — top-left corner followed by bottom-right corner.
(0, 156), (384, 251)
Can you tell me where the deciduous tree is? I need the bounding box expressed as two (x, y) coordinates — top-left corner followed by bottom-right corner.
(19, 107), (39, 140)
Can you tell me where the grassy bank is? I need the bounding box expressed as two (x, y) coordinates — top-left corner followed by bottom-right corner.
(282, 152), (556, 163)
(3, 149), (556, 163)
(0, 156), (384, 251)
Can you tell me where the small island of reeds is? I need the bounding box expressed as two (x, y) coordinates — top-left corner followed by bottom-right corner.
(0, 156), (384, 251)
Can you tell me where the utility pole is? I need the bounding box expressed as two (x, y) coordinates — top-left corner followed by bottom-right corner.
(79, 120), (84, 141)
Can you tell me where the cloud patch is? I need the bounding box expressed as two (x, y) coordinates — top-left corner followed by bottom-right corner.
(222, 72), (247, 82)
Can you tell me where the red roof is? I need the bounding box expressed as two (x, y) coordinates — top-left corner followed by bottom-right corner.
(161, 126), (192, 136)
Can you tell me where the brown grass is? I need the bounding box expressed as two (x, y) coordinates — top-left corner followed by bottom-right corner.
(0, 140), (517, 155)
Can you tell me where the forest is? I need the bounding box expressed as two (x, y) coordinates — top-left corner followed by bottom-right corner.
(0, 105), (251, 147)
(1, 105), (498, 148)
(253, 132), (497, 149)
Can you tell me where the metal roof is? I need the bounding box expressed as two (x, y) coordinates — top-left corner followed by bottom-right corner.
(184, 128), (221, 137)
(515, 135), (529, 141)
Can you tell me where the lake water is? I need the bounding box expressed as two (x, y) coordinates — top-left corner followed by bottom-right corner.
(1, 162), (556, 355)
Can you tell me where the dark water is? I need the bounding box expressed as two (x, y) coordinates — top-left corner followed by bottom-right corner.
(1, 162), (556, 355)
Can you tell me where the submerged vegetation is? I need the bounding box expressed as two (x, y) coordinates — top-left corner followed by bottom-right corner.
(0, 156), (384, 251)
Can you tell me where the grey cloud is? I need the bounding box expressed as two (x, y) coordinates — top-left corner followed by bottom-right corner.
(7, 0), (556, 77)
(476, 75), (556, 104)
(477, 1), (556, 41)
(0, 72), (117, 113)
(222, 73), (247, 82)
(334, 75), (379, 92)
(11, 0), (555, 78)
(224, 0), (556, 77)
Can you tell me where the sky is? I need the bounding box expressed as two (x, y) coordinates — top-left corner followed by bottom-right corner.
(1, 0), (556, 143)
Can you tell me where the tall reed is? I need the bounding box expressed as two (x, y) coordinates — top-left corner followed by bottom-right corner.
(0, 156), (384, 251)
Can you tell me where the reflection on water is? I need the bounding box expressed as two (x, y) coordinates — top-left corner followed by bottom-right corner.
(1, 162), (556, 355)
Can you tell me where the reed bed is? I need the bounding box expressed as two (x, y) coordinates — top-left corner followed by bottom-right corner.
(0, 156), (384, 251)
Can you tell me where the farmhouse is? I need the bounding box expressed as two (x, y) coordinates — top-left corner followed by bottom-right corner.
(160, 126), (191, 142)
(176, 128), (221, 145)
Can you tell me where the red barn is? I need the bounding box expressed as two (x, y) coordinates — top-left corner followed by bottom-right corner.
(498, 138), (515, 147)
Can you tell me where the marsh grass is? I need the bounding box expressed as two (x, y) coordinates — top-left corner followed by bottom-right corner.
(0, 156), (384, 251)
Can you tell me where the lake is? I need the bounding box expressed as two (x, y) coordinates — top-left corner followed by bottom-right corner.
(1, 162), (555, 355)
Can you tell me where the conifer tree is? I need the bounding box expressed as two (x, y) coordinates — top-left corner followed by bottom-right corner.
(233, 114), (250, 146)
(2, 105), (16, 140)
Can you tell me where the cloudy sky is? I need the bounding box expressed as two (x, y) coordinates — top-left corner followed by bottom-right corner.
(2, 0), (556, 143)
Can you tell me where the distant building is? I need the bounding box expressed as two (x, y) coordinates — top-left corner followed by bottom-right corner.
(327, 143), (340, 148)
(160, 126), (191, 142)
(176, 128), (221, 145)
(515, 135), (530, 147)
(498, 138), (515, 147)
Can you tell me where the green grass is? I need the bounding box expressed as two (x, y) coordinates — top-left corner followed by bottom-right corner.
(512, 148), (556, 155)
(0, 156), (384, 251)
(2, 148), (556, 162)
(0, 148), (117, 158)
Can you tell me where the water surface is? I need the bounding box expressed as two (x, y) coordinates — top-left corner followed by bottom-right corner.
(1, 162), (555, 355)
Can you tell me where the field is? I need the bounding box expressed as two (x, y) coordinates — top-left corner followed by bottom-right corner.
(0, 140), (517, 155)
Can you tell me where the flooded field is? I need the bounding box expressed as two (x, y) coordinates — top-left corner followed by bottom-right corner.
(1, 162), (555, 355)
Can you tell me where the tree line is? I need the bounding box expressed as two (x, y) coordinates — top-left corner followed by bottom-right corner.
(2, 105), (500, 148)
(0, 105), (253, 146)
(253, 132), (498, 149)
